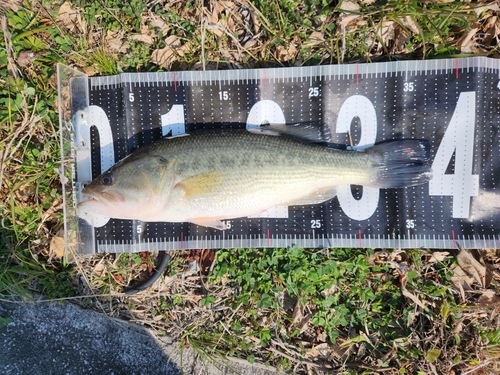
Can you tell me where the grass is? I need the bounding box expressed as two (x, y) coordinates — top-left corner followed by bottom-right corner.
(1, 0), (500, 373)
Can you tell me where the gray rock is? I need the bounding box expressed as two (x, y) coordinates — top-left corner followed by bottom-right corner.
(0, 299), (278, 375)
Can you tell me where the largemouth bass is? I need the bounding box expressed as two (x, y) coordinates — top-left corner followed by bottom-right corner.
(78, 129), (432, 230)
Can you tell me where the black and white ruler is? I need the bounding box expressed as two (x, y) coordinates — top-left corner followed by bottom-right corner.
(63, 57), (500, 254)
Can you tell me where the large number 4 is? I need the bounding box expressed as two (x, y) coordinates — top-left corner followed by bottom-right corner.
(429, 91), (479, 218)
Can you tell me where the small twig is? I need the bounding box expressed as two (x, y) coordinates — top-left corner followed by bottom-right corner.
(226, 356), (278, 372)
(266, 346), (319, 367)
(460, 360), (493, 375)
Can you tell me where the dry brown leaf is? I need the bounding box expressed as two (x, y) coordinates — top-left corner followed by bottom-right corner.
(305, 342), (345, 360)
(477, 289), (500, 307)
(151, 36), (184, 68)
(402, 287), (427, 310)
(112, 273), (125, 285)
(206, 23), (225, 37)
(457, 27), (480, 53)
(274, 44), (297, 62)
(338, 0), (361, 30)
(49, 236), (65, 259)
(149, 14), (171, 35)
(482, 16), (498, 45)
(377, 21), (396, 47)
(428, 251), (450, 263)
(106, 30), (128, 54)
(56, 1), (87, 32)
(17, 51), (42, 67)
(81, 66), (96, 76)
(291, 301), (311, 334)
(129, 34), (155, 45)
(474, 2), (500, 16)
(92, 259), (106, 277)
(0, 0), (21, 13)
(399, 15), (420, 35)
(457, 247), (492, 288)
(450, 264), (472, 303)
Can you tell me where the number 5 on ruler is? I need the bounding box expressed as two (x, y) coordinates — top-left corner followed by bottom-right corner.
(429, 91), (479, 218)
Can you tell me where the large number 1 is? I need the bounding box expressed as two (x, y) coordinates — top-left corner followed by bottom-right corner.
(429, 91), (479, 218)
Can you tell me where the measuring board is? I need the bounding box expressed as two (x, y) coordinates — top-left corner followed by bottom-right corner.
(57, 57), (500, 254)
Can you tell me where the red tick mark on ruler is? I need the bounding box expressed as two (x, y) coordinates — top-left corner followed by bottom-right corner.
(180, 231), (184, 249)
(451, 229), (457, 248)
(455, 59), (459, 79)
(267, 229), (270, 247)
(358, 229), (362, 247)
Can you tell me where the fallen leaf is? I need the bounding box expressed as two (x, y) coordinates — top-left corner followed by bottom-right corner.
(450, 264), (473, 303)
(149, 14), (171, 35)
(0, 0), (21, 13)
(457, 27), (480, 53)
(377, 20), (396, 47)
(49, 236), (65, 259)
(474, 2), (500, 17)
(291, 301), (311, 334)
(17, 51), (42, 67)
(304, 31), (324, 47)
(457, 247), (492, 288)
(106, 30), (129, 54)
(399, 15), (420, 35)
(151, 36), (185, 68)
(305, 342), (344, 360)
(129, 34), (155, 45)
(206, 22), (225, 37)
(428, 251), (450, 263)
(81, 66), (96, 76)
(274, 44), (297, 62)
(338, 0), (361, 31)
(56, 1), (87, 32)
(112, 273), (125, 285)
(402, 287), (427, 310)
(477, 289), (500, 307)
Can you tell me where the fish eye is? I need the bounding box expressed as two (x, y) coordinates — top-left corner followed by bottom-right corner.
(100, 173), (113, 185)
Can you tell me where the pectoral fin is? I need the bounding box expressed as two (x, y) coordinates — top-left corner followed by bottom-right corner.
(291, 187), (337, 206)
(176, 171), (224, 198)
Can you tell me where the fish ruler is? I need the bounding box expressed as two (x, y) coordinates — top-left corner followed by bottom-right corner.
(58, 57), (500, 254)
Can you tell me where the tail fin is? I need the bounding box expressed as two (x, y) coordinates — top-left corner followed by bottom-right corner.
(367, 140), (432, 188)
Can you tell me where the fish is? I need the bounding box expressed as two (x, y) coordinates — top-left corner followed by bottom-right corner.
(77, 128), (432, 230)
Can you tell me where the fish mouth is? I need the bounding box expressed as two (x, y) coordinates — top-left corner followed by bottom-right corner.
(78, 189), (123, 211)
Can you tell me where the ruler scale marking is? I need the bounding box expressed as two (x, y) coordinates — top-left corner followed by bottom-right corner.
(70, 57), (500, 252)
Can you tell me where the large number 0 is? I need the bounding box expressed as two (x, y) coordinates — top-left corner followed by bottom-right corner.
(77, 105), (115, 227)
(429, 91), (479, 218)
(335, 95), (380, 220)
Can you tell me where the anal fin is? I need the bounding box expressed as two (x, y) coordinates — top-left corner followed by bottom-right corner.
(191, 218), (227, 230)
